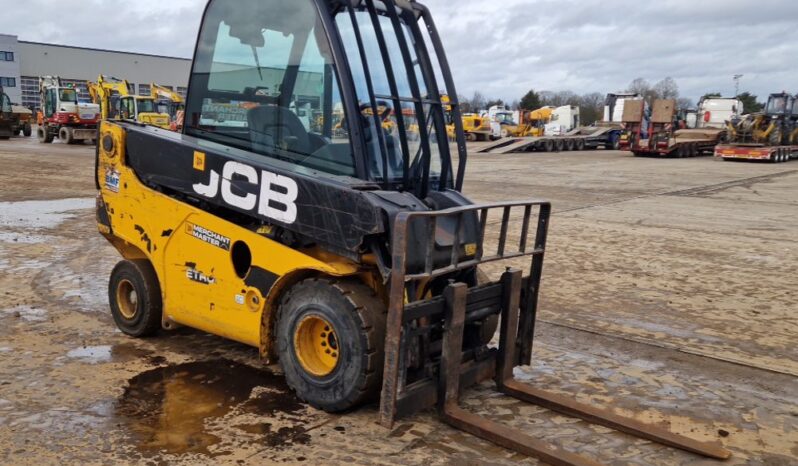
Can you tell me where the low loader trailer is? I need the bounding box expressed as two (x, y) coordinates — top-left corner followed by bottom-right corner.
(718, 93), (798, 163)
(620, 99), (725, 158)
(476, 125), (621, 154)
(715, 144), (796, 163)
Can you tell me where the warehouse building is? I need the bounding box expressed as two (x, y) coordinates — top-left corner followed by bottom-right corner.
(0, 33), (191, 111)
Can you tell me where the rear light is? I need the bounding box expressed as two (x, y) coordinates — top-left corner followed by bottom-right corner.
(704, 111), (711, 122)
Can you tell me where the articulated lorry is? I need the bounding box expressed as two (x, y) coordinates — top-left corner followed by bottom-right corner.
(0, 87), (32, 139)
(715, 92), (797, 163)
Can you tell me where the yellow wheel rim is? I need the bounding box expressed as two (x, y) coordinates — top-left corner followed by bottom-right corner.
(116, 279), (138, 320)
(294, 315), (339, 377)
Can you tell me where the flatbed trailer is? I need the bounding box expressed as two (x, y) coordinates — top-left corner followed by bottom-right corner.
(621, 99), (726, 158)
(715, 144), (797, 163)
(476, 125), (621, 154)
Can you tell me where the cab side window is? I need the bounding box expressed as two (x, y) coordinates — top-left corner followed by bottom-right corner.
(186, 0), (356, 178)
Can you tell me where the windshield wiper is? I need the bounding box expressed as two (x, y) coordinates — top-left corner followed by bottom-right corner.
(251, 45), (264, 81)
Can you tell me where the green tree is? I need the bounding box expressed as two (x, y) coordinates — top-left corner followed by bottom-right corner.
(737, 92), (763, 113)
(519, 89), (542, 110)
(701, 92), (722, 100)
(485, 98), (505, 109)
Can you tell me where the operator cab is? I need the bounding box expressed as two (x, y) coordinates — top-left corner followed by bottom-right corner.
(0, 90), (10, 114)
(184, 0), (467, 199)
(766, 93), (794, 117)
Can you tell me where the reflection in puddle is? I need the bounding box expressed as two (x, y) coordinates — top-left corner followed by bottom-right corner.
(116, 359), (308, 457)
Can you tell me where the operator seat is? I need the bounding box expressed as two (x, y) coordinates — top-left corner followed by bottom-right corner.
(248, 105), (311, 155)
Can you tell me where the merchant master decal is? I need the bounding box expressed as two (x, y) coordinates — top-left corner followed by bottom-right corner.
(186, 223), (231, 250)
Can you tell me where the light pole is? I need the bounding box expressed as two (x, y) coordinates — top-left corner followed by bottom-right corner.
(733, 74), (743, 97)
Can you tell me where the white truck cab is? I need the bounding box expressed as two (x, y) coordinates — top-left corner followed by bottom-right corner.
(545, 105), (580, 135)
(697, 97), (744, 129)
(604, 93), (643, 123)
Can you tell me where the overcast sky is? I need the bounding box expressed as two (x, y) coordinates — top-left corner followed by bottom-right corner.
(1, 0), (795, 104)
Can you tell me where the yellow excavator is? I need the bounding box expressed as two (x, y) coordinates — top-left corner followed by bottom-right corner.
(94, 1), (731, 464)
(150, 83), (185, 131)
(88, 75), (171, 130)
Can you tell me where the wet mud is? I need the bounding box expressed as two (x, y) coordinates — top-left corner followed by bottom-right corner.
(1, 136), (797, 465)
(115, 359), (307, 458)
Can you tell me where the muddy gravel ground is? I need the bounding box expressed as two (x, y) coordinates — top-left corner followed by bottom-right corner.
(0, 134), (796, 465)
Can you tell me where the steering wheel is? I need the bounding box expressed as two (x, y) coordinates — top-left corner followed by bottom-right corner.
(359, 102), (393, 121)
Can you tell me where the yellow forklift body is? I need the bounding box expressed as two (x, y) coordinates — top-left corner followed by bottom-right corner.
(96, 122), (359, 352)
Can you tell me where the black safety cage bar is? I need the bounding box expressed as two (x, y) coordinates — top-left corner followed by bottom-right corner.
(327, 0), (469, 197)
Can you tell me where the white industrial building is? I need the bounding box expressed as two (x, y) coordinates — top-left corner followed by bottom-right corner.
(0, 33), (191, 111)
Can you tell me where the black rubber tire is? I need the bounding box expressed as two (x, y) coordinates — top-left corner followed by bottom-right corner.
(575, 139), (586, 151)
(108, 260), (163, 337)
(543, 140), (554, 152)
(564, 139), (574, 151)
(554, 139), (564, 152)
(38, 126), (54, 143)
(276, 278), (386, 413)
(23, 124), (32, 137)
(611, 136), (621, 150)
(59, 127), (73, 144)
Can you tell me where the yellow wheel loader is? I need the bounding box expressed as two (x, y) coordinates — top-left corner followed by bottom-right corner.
(95, 1), (731, 464)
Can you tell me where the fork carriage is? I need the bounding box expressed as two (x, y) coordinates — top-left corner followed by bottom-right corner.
(379, 200), (730, 466)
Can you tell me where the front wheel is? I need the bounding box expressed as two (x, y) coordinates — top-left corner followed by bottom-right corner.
(277, 278), (386, 412)
(59, 127), (74, 144)
(108, 260), (163, 337)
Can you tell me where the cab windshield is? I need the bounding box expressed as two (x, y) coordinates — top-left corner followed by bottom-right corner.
(0, 94), (10, 113)
(59, 89), (78, 103)
(137, 99), (157, 114)
(496, 112), (514, 124)
(767, 96), (788, 115)
(185, 0), (456, 195)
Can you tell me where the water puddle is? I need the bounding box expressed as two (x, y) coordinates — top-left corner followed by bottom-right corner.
(0, 198), (94, 229)
(66, 346), (113, 364)
(115, 359), (308, 457)
(65, 343), (152, 364)
(0, 232), (53, 244)
(2, 305), (48, 323)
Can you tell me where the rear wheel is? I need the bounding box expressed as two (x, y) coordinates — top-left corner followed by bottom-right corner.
(554, 139), (564, 152)
(543, 140), (554, 152)
(277, 278), (386, 412)
(38, 126), (54, 143)
(23, 124), (32, 137)
(575, 138), (586, 151)
(564, 139), (574, 151)
(108, 260), (162, 337)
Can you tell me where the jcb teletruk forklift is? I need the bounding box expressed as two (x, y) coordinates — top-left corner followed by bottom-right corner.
(95, 1), (730, 464)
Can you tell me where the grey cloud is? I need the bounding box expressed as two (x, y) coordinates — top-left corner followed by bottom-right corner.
(0, 0), (794, 104)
